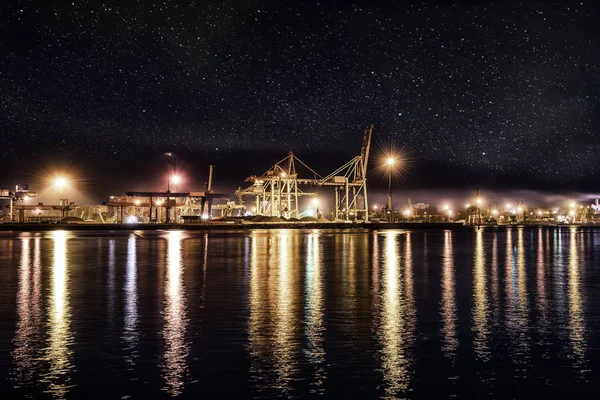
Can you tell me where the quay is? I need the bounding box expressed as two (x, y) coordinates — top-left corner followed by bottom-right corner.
(0, 222), (593, 232)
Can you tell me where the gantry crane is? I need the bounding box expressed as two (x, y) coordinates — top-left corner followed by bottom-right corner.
(235, 125), (374, 221)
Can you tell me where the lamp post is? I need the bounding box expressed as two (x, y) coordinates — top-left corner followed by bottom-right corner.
(55, 177), (66, 202)
(386, 157), (396, 222)
(166, 175), (181, 224)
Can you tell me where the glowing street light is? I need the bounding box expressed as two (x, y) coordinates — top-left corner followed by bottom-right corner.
(385, 156), (397, 222)
(475, 197), (482, 206)
(55, 177), (67, 194)
(167, 174), (182, 193)
(135, 200), (141, 206)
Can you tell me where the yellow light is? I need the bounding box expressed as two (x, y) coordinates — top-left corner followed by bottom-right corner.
(55, 178), (67, 187)
(569, 210), (575, 216)
(492, 209), (499, 215)
(517, 206), (523, 212)
(171, 175), (181, 185)
(135, 200), (141, 206)
(475, 198), (482, 206)
(537, 210), (543, 216)
(387, 157), (396, 166)
(312, 198), (319, 206)
(465, 203), (471, 208)
(505, 203), (511, 209)
(569, 202), (576, 208)
(156, 200), (164, 206)
(281, 172), (287, 178)
(443, 204), (449, 210)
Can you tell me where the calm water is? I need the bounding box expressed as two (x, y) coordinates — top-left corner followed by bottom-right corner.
(0, 228), (599, 399)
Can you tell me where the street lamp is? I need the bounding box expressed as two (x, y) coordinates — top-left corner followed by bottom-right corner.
(55, 177), (66, 194)
(169, 175), (181, 192)
(54, 177), (68, 204)
(386, 157), (396, 222)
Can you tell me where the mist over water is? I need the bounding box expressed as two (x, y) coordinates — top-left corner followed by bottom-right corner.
(0, 228), (598, 398)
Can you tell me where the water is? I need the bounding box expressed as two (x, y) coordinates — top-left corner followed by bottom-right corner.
(0, 228), (598, 399)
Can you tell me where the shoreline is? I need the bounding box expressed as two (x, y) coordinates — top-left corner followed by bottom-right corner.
(0, 222), (595, 232)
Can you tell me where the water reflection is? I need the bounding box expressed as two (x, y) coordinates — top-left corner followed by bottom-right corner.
(536, 229), (550, 357)
(506, 229), (530, 367)
(107, 240), (116, 335)
(273, 230), (298, 394)
(568, 228), (587, 375)
(305, 231), (325, 394)
(377, 231), (413, 398)
(491, 233), (499, 321)
(12, 237), (43, 389)
(123, 235), (139, 365)
(440, 231), (457, 359)
(42, 231), (74, 398)
(473, 229), (489, 360)
(162, 231), (189, 396)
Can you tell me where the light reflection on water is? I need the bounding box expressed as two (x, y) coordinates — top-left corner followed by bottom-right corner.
(376, 231), (414, 399)
(473, 229), (489, 361)
(42, 231), (74, 398)
(568, 228), (587, 376)
(123, 235), (139, 366)
(3, 228), (598, 398)
(305, 231), (325, 394)
(161, 231), (189, 396)
(12, 237), (43, 390)
(248, 230), (302, 397)
(440, 231), (457, 359)
(273, 230), (297, 394)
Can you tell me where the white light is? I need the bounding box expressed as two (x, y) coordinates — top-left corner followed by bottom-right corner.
(125, 216), (138, 224)
(171, 175), (181, 185)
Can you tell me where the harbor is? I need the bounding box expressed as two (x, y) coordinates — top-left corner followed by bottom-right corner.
(2, 126), (600, 228)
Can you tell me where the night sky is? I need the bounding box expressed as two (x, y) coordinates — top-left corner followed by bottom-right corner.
(1, 1), (599, 204)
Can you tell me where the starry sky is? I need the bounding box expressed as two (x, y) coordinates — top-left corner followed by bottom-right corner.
(1, 1), (599, 203)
